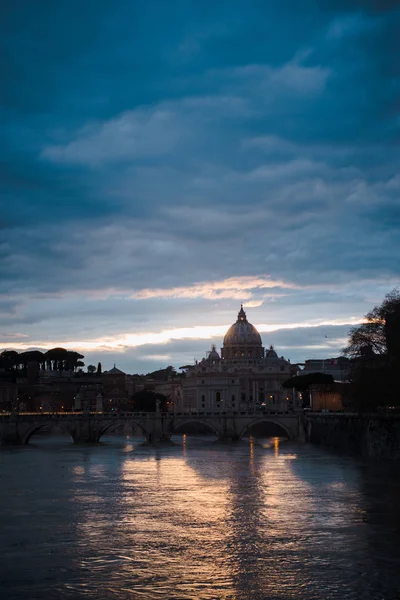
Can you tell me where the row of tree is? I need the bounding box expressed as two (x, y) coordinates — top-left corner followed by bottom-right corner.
(0, 348), (85, 372)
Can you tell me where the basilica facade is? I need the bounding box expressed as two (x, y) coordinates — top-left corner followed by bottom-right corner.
(178, 306), (299, 413)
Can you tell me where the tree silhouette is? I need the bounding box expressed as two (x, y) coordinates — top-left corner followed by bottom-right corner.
(343, 288), (400, 358)
(132, 390), (167, 412)
(343, 289), (400, 411)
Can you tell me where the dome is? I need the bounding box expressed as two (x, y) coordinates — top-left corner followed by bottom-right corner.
(223, 306), (263, 349)
(265, 345), (278, 359)
(207, 344), (220, 361)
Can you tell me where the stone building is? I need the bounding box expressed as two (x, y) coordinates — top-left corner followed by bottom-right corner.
(178, 306), (299, 413)
(301, 357), (351, 382)
(102, 365), (128, 409)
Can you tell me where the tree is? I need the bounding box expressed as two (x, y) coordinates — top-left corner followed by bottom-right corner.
(19, 350), (45, 368)
(343, 289), (400, 411)
(97, 362), (102, 374)
(132, 390), (167, 412)
(87, 365), (96, 374)
(65, 351), (84, 371)
(0, 350), (19, 370)
(146, 366), (178, 381)
(44, 348), (68, 371)
(343, 288), (400, 358)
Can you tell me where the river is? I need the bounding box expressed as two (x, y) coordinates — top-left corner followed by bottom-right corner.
(0, 435), (399, 600)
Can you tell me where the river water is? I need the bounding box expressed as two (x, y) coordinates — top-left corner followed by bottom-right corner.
(0, 435), (399, 600)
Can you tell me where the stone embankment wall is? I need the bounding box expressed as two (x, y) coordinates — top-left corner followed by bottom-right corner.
(305, 413), (400, 460)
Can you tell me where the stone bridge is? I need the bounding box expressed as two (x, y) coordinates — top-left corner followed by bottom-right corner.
(0, 411), (303, 445)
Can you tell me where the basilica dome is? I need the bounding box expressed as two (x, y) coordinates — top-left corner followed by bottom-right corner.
(222, 306), (264, 360)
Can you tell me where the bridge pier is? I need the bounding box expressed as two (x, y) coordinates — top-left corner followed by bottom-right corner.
(68, 420), (102, 444)
(144, 413), (171, 444)
(218, 417), (240, 442)
(0, 414), (28, 445)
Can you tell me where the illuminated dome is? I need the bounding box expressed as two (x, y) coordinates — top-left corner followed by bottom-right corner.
(222, 305), (264, 360)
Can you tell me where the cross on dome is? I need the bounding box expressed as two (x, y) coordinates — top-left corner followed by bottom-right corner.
(238, 304), (247, 321)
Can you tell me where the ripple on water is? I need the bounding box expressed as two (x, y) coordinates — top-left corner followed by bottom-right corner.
(0, 435), (400, 600)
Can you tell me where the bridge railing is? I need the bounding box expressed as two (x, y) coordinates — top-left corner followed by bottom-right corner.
(0, 409), (296, 419)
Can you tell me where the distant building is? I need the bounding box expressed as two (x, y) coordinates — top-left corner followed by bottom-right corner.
(0, 382), (18, 411)
(102, 365), (128, 409)
(301, 357), (351, 382)
(178, 306), (299, 413)
(153, 380), (182, 409)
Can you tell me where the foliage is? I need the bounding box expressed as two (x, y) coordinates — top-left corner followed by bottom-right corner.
(343, 288), (400, 411)
(146, 366), (178, 381)
(350, 356), (398, 412)
(282, 372), (334, 391)
(87, 365), (96, 374)
(97, 362), (102, 374)
(132, 390), (168, 412)
(343, 288), (400, 358)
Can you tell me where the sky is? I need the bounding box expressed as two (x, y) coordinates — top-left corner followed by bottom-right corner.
(1, 0), (399, 374)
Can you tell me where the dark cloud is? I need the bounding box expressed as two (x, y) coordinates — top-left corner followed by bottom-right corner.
(1, 0), (399, 371)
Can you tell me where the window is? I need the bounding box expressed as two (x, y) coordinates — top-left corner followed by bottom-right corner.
(201, 380), (204, 384)
(231, 394), (235, 402)
(201, 395), (205, 402)
(216, 391), (221, 402)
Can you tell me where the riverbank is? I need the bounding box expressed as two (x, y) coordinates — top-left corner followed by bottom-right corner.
(305, 413), (400, 459)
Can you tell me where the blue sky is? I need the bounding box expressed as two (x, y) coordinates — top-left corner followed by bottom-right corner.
(1, 0), (399, 373)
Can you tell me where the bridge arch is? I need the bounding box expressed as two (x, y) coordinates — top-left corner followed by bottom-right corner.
(96, 420), (149, 442)
(23, 422), (72, 444)
(172, 418), (221, 439)
(239, 419), (292, 441)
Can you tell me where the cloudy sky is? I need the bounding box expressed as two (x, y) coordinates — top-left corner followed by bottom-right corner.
(1, 0), (399, 373)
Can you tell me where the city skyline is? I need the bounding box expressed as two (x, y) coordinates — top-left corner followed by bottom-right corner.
(2, 1), (399, 372)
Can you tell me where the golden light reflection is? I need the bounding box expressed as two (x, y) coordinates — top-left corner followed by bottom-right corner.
(249, 436), (255, 476)
(182, 433), (187, 457)
(72, 465), (85, 475)
(68, 441), (366, 599)
(274, 436), (279, 458)
(123, 441), (135, 453)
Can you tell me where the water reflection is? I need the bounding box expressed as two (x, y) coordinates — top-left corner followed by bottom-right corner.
(1, 436), (400, 599)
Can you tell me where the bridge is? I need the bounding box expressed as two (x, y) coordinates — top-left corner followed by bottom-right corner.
(0, 410), (303, 445)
